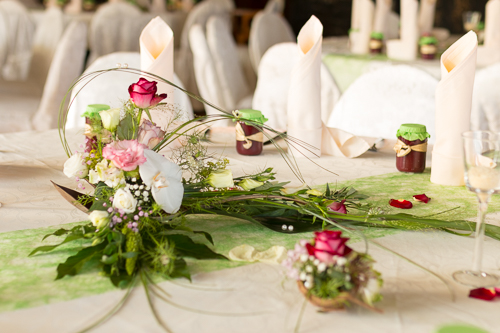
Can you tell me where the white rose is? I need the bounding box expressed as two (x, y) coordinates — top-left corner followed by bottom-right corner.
(99, 108), (121, 132)
(89, 210), (109, 229)
(206, 169), (234, 188)
(63, 153), (88, 178)
(89, 159), (125, 188)
(113, 188), (137, 213)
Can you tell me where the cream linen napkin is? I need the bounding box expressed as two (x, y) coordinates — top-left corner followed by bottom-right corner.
(288, 16), (372, 159)
(287, 16), (323, 158)
(418, 0), (436, 35)
(386, 0), (418, 61)
(349, 0), (375, 55)
(430, 31), (478, 186)
(140, 17), (175, 129)
(373, 0), (392, 35)
(477, 0), (500, 66)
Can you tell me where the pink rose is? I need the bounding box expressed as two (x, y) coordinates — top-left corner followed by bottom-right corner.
(102, 140), (147, 171)
(137, 119), (166, 149)
(306, 230), (352, 264)
(328, 199), (347, 214)
(128, 78), (167, 109)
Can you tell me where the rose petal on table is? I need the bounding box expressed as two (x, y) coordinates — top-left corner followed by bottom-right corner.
(413, 194), (431, 203)
(469, 288), (497, 301)
(495, 287), (500, 295)
(389, 199), (413, 209)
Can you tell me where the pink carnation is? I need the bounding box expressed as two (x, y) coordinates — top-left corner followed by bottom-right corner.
(102, 140), (147, 171)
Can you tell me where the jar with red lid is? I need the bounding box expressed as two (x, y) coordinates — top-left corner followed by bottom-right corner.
(393, 123), (430, 173)
(234, 109), (268, 156)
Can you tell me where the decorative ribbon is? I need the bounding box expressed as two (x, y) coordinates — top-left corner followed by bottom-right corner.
(393, 139), (427, 157)
(235, 122), (263, 150)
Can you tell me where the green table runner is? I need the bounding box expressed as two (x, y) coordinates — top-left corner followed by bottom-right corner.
(1, 170), (497, 313)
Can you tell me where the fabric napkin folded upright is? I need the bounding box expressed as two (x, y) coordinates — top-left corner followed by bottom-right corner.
(477, 0), (500, 66)
(430, 31), (478, 186)
(386, 0), (418, 61)
(373, 0), (392, 36)
(287, 16), (371, 159)
(140, 17), (175, 128)
(418, 0), (436, 35)
(349, 0), (375, 55)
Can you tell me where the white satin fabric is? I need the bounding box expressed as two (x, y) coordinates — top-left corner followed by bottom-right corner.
(0, 0), (35, 81)
(248, 11), (295, 73)
(207, 16), (252, 111)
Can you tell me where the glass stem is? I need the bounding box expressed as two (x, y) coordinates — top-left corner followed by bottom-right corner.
(472, 192), (491, 272)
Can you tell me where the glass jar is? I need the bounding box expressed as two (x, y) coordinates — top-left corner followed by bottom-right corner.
(394, 124), (430, 173)
(235, 109), (268, 156)
(419, 35), (438, 60)
(369, 32), (384, 54)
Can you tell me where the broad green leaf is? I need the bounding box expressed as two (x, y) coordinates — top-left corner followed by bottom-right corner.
(41, 228), (71, 241)
(29, 232), (86, 256)
(116, 113), (135, 140)
(166, 234), (226, 260)
(56, 242), (106, 279)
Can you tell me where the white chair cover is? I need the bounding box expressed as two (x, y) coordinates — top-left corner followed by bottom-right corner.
(66, 52), (193, 129)
(27, 7), (64, 90)
(418, 0), (436, 35)
(252, 43), (341, 131)
(87, 2), (142, 66)
(264, 0), (285, 14)
(386, 11), (400, 40)
(0, 0), (35, 81)
(248, 11), (294, 73)
(176, 0), (234, 110)
(206, 16), (252, 111)
(189, 24), (229, 127)
(386, 0), (418, 61)
(471, 63), (500, 132)
(373, 0), (392, 36)
(32, 21), (88, 131)
(327, 65), (438, 143)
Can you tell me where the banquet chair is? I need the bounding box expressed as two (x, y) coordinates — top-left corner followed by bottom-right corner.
(264, 0), (285, 14)
(471, 63), (500, 132)
(0, 6), (65, 95)
(189, 24), (229, 127)
(0, 20), (87, 133)
(248, 11), (295, 73)
(0, 0), (35, 81)
(206, 16), (252, 111)
(87, 2), (142, 66)
(252, 42), (341, 131)
(66, 52), (193, 129)
(176, 0), (234, 110)
(326, 65), (438, 143)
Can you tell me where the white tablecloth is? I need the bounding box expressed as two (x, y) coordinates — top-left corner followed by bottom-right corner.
(1, 128), (499, 333)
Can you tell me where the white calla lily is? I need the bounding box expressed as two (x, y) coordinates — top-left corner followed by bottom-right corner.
(139, 149), (184, 214)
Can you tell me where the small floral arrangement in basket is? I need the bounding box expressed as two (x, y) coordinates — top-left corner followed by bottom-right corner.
(283, 230), (383, 313)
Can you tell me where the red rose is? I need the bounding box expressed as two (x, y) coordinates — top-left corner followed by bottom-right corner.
(128, 78), (167, 109)
(306, 230), (352, 264)
(328, 199), (347, 214)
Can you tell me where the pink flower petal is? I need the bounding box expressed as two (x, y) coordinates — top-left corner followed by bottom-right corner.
(413, 194), (431, 203)
(149, 93), (168, 107)
(389, 199), (413, 209)
(469, 288), (497, 301)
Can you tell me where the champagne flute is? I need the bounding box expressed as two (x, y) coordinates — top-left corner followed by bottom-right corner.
(453, 131), (500, 287)
(463, 11), (482, 32)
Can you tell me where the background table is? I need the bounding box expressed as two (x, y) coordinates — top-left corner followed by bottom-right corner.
(1, 128), (500, 333)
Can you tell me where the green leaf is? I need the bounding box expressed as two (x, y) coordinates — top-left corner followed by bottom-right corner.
(41, 228), (71, 241)
(56, 242), (106, 279)
(116, 113), (135, 140)
(110, 272), (134, 289)
(121, 251), (138, 259)
(29, 232), (85, 256)
(166, 234), (227, 260)
(170, 258), (191, 281)
(254, 181), (290, 192)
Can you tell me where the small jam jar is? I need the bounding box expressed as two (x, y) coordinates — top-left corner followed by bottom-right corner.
(235, 109), (268, 156)
(419, 34), (438, 60)
(369, 32), (384, 54)
(394, 123), (430, 173)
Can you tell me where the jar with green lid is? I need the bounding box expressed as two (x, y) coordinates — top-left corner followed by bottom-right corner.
(393, 124), (430, 173)
(419, 34), (438, 60)
(234, 109), (268, 156)
(82, 104), (110, 151)
(369, 32), (384, 54)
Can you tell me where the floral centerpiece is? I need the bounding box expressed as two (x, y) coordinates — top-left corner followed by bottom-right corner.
(30, 68), (500, 331)
(284, 231), (382, 312)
